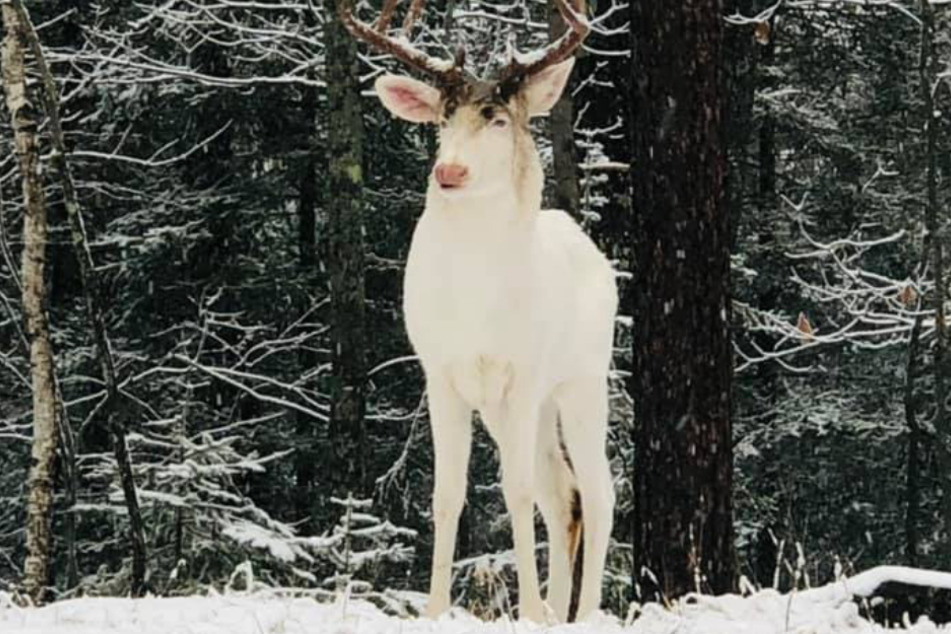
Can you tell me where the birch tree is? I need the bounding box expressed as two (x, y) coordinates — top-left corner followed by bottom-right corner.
(1, 0), (60, 603)
(3, 0), (154, 595)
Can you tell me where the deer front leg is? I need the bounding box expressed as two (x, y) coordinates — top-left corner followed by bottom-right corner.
(495, 399), (546, 623)
(425, 374), (472, 619)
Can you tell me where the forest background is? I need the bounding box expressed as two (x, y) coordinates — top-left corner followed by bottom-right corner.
(1, 0), (950, 616)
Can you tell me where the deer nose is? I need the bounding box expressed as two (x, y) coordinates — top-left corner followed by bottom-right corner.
(434, 163), (469, 188)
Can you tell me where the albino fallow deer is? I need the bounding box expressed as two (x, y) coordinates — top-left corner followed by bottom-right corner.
(341, 0), (616, 623)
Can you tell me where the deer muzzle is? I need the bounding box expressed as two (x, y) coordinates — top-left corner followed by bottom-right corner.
(434, 163), (469, 189)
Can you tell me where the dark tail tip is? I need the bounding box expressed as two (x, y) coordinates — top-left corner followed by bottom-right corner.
(567, 489), (584, 622)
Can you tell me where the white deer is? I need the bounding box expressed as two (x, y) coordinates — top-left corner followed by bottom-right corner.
(342, 0), (617, 623)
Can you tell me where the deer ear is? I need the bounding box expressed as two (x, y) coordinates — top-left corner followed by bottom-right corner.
(375, 75), (441, 123)
(524, 58), (575, 117)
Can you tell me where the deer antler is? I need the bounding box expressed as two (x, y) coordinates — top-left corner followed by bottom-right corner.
(500, 0), (589, 81)
(341, 0), (587, 85)
(339, 0), (464, 85)
(401, 0), (426, 39)
(373, 0), (400, 33)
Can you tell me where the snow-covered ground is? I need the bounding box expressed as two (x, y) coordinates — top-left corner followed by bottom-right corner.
(2, 567), (949, 634)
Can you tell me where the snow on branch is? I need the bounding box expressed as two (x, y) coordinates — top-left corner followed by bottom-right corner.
(805, 565), (951, 601)
(734, 195), (937, 372)
(726, 0), (923, 27)
(54, 0), (327, 88)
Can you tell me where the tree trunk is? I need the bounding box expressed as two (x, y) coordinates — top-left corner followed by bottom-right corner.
(629, 0), (735, 601)
(53, 382), (79, 590)
(299, 82), (319, 270)
(2, 1), (60, 603)
(186, 46), (236, 285)
(547, 3), (581, 220)
(11, 0), (148, 595)
(752, 17), (781, 430)
(110, 412), (147, 594)
(757, 29), (776, 214)
(326, 0), (368, 494)
(904, 315), (923, 566)
(918, 0), (951, 565)
(295, 76), (321, 527)
(722, 0), (757, 249)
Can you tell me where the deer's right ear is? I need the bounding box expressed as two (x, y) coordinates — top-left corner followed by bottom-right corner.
(375, 75), (440, 123)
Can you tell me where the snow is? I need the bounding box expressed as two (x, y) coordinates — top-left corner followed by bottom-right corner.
(221, 521), (300, 563)
(2, 567), (950, 634)
(813, 566), (951, 600)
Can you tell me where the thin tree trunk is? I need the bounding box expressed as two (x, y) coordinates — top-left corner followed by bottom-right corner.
(2, 0), (60, 603)
(547, 3), (581, 219)
(299, 83), (319, 270)
(110, 417), (147, 594)
(757, 30), (776, 213)
(11, 0), (148, 595)
(918, 0), (951, 564)
(723, 0), (757, 250)
(904, 315), (923, 566)
(53, 383), (79, 590)
(630, 0), (735, 601)
(752, 18), (781, 429)
(326, 0), (368, 494)
(173, 392), (186, 568)
(295, 76), (320, 526)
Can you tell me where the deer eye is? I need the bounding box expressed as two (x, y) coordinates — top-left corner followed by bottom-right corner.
(491, 118), (509, 129)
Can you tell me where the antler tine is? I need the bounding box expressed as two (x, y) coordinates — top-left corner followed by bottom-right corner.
(339, 0), (462, 82)
(373, 0), (400, 33)
(500, 0), (589, 80)
(400, 0), (426, 39)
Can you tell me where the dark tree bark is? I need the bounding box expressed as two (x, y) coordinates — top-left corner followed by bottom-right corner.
(294, 76), (321, 527)
(299, 83), (319, 270)
(56, 388), (79, 590)
(722, 0), (757, 250)
(904, 315), (923, 566)
(756, 31), (776, 213)
(629, 0), (736, 601)
(918, 0), (951, 564)
(751, 15), (781, 435)
(12, 0), (148, 595)
(326, 0), (368, 494)
(2, 1), (61, 603)
(548, 3), (581, 220)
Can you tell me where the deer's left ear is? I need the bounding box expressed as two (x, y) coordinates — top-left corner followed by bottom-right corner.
(524, 58), (576, 117)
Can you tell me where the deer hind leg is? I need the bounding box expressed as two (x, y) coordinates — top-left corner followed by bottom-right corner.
(554, 376), (614, 621)
(425, 373), (473, 619)
(534, 398), (579, 622)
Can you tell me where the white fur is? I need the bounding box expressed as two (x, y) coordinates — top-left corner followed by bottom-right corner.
(523, 60), (576, 116)
(376, 59), (617, 623)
